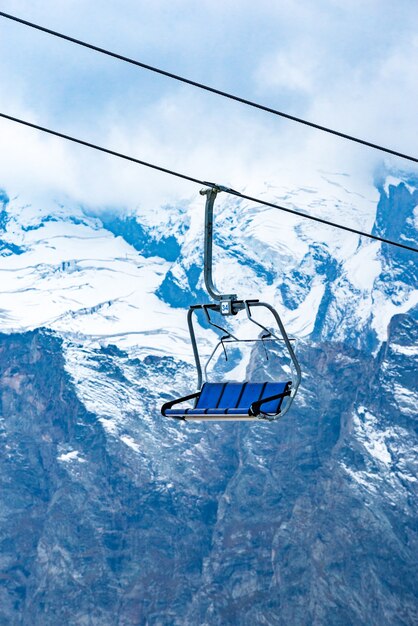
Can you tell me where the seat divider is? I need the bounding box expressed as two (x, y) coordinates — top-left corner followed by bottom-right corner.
(249, 382), (267, 416)
(225, 381), (247, 415)
(259, 382), (268, 402)
(204, 382), (227, 414)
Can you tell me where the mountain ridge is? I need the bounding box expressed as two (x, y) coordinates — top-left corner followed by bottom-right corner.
(0, 171), (417, 624)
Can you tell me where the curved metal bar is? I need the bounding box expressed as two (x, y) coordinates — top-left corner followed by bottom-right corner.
(203, 336), (278, 383)
(203, 341), (224, 383)
(202, 305), (239, 382)
(188, 304), (238, 388)
(161, 391), (200, 418)
(200, 187), (237, 302)
(244, 300), (286, 346)
(187, 307), (203, 389)
(203, 305), (239, 341)
(249, 301), (302, 418)
(244, 300), (273, 337)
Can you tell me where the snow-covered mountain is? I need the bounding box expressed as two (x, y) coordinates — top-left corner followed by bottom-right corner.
(0, 171), (417, 625)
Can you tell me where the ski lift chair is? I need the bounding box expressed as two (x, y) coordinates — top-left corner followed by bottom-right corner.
(161, 186), (301, 422)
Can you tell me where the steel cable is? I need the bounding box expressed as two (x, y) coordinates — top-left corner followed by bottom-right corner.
(0, 10), (417, 164)
(1, 111), (416, 254)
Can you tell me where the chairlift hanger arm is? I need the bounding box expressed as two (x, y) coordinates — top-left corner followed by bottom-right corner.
(200, 187), (237, 304)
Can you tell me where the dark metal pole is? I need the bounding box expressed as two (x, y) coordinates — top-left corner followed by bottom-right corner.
(187, 307), (203, 389)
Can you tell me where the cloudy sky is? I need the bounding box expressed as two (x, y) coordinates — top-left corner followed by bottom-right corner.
(0, 0), (417, 213)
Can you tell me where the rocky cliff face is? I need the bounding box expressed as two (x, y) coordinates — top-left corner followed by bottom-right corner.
(0, 309), (416, 625)
(0, 174), (417, 624)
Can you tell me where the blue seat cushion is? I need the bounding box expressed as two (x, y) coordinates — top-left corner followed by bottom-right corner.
(165, 381), (290, 418)
(235, 382), (265, 409)
(259, 382), (289, 413)
(195, 382), (225, 409)
(217, 382), (245, 408)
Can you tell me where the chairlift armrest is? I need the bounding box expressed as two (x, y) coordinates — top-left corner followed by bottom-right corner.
(250, 388), (291, 417)
(161, 391), (200, 416)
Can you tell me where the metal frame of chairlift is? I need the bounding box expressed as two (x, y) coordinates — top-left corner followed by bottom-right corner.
(162, 185), (301, 421)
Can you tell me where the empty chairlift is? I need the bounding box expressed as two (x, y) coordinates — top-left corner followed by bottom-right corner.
(161, 186), (301, 422)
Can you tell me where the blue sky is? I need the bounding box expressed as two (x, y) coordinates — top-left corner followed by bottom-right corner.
(0, 0), (417, 211)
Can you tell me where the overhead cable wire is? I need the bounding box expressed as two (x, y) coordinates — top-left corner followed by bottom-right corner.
(1, 10), (417, 165)
(1, 112), (416, 254)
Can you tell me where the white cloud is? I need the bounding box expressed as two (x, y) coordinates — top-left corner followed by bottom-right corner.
(0, 0), (417, 215)
(255, 48), (318, 94)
